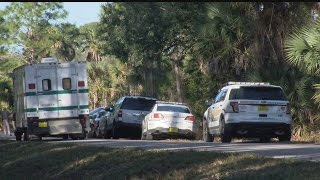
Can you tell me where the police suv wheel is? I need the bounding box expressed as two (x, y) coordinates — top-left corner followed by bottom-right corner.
(220, 118), (232, 143)
(203, 120), (213, 142)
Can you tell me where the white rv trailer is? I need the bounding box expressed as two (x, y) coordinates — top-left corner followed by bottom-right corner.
(12, 57), (90, 141)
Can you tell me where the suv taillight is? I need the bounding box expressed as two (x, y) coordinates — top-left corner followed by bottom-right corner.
(230, 102), (239, 113)
(286, 103), (291, 114)
(185, 116), (195, 123)
(118, 110), (122, 117)
(153, 113), (163, 119)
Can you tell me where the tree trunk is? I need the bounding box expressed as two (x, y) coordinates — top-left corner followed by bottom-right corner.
(174, 61), (183, 102)
(150, 69), (154, 97)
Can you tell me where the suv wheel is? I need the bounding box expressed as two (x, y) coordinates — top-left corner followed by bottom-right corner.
(203, 119), (213, 142)
(23, 132), (30, 141)
(15, 132), (22, 141)
(112, 121), (119, 139)
(141, 131), (146, 140)
(103, 123), (111, 139)
(259, 137), (270, 143)
(279, 134), (291, 142)
(220, 118), (231, 143)
(146, 133), (153, 140)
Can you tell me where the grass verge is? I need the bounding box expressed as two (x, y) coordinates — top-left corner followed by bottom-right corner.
(0, 140), (319, 180)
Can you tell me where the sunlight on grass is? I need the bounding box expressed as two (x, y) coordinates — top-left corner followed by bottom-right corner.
(47, 146), (76, 152)
(54, 151), (109, 177)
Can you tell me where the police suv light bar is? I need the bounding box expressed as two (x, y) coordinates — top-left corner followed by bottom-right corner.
(227, 82), (270, 85)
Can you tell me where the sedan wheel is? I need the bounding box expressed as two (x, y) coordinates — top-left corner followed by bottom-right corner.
(146, 133), (153, 140)
(112, 122), (119, 139)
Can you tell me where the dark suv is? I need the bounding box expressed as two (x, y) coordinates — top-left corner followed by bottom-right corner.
(105, 96), (157, 138)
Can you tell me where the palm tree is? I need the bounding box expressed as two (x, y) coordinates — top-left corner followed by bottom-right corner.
(79, 22), (103, 62)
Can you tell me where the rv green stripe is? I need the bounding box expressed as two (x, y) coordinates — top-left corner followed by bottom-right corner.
(25, 105), (89, 112)
(25, 92), (37, 96)
(40, 106), (78, 111)
(25, 89), (88, 96)
(38, 90), (77, 95)
(79, 105), (89, 109)
(26, 108), (37, 112)
(79, 89), (88, 93)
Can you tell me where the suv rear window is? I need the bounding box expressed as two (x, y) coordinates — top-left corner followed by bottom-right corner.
(157, 105), (190, 113)
(229, 87), (287, 101)
(121, 98), (156, 111)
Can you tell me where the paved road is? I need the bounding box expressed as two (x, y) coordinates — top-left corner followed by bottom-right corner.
(48, 138), (320, 162)
(1, 133), (319, 162)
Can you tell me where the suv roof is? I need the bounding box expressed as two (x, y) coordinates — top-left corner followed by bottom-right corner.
(123, 96), (157, 100)
(223, 82), (281, 90)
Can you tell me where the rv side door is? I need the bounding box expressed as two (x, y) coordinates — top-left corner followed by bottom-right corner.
(36, 68), (59, 119)
(57, 66), (77, 118)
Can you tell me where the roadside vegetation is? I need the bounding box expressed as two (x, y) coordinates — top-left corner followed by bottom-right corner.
(0, 140), (319, 179)
(1, 2), (320, 140)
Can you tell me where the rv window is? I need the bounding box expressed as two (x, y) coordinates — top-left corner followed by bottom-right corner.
(63, 78), (71, 90)
(42, 79), (51, 91)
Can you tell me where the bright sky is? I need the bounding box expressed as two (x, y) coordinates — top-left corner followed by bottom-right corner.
(0, 2), (106, 27)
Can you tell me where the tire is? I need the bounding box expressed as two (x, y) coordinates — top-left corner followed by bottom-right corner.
(112, 122), (119, 139)
(23, 132), (30, 141)
(146, 133), (153, 140)
(62, 134), (68, 140)
(15, 133), (22, 141)
(95, 128), (100, 138)
(95, 122), (100, 138)
(203, 120), (213, 142)
(71, 135), (79, 140)
(141, 132), (146, 140)
(37, 135), (43, 141)
(88, 124), (94, 138)
(279, 134), (291, 142)
(79, 131), (88, 140)
(259, 137), (270, 143)
(103, 123), (110, 139)
(220, 118), (232, 143)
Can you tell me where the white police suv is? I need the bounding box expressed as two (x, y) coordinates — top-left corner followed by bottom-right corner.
(203, 82), (292, 143)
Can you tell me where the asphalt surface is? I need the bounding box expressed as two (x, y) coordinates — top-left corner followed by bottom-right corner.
(1, 132), (319, 162)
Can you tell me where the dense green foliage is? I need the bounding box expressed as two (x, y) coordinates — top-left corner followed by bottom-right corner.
(1, 2), (320, 137)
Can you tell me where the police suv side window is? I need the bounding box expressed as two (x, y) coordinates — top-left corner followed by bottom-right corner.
(215, 89), (227, 103)
(214, 91), (222, 103)
(42, 79), (51, 91)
